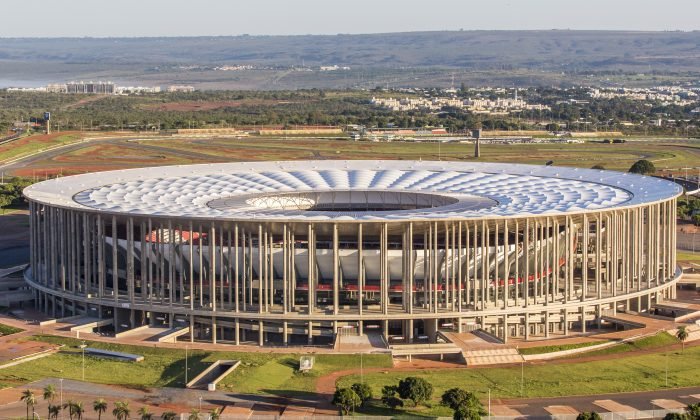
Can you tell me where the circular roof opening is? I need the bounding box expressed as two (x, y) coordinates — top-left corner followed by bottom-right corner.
(209, 190), (466, 212)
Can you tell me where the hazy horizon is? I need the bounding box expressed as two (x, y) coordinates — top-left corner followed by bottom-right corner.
(1, 0), (698, 37)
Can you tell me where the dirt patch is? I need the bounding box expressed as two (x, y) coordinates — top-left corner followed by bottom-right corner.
(0, 339), (58, 365)
(679, 220), (700, 234)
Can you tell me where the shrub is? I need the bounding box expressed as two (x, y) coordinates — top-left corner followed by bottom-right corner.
(398, 377), (433, 406)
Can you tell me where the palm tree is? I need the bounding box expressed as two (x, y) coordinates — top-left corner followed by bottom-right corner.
(93, 398), (108, 420)
(187, 408), (201, 420)
(48, 404), (61, 420)
(63, 400), (76, 420)
(43, 385), (57, 420)
(209, 408), (221, 420)
(112, 401), (131, 420)
(160, 411), (177, 420)
(20, 389), (37, 420)
(676, 326), (689, 352)
(73, 401), (85, 420)
(138, 406), (153, 420)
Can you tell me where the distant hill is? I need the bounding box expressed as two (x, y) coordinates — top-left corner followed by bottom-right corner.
(2, 31), (700, 69)
(1, 31), (699, 89)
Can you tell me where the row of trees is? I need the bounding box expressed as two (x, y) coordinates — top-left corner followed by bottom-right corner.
(20, 385), (220, 420)
(334, 377), (700, 420)
(333, 377), (485, 419)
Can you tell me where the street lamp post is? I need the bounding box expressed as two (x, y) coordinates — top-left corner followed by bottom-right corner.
(488, 388), (491, 420)
(59, 378), (63, 420)
(185, 345), (189, 386)
(79, 342), (87, 381)
(198, 396), (202, 412)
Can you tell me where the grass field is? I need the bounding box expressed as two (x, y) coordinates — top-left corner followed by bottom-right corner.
(0, 133), (81, 163)
(0, 323), (22, 336)
(0, 335), (391, 396)
(127, 137), (700, 172)
(518, 341), (601, 355)
(7, 134), (700, 177)
(678, 251), (700, 263)
(567, 332), (679, 358)
(337, 344), (698, 417)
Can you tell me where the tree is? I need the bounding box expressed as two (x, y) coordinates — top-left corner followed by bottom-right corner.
(93, 399), (108, 420)
(20, 389), (37, 420)
(577, 412), (602, 420)
(138, 406), (153, 420)
(381, 385), (403, 409)
(663, 413), (687, 420)
(351, 383), (373, 407)
(187, 408), (201, 420)
(73, 401), (85, 420)
(332, 388), (361, 415)
(209, 407), (221, 420)
(693, 214), (700, 227)
(591, 164), (605, 170)
(43, 385), (57, 420)
(0, 191), (13, 214)
(676, 326), (689, 352)
(454, 400), (488, 420)
(48, 405), (61, 420)
(398, 377), (433, 406)
(628, 159), (656, 175)
(160, 412), (177, 420)
(686, 402), (700, 419)
(441, 388), (486, 419)
(112, 401), (130, 420)
(63, 400), (77, 420)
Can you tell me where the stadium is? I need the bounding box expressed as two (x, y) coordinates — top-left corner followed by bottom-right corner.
(23, 160), (683, 347)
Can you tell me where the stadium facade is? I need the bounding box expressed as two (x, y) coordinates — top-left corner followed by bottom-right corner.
(24, 161), (683, 346)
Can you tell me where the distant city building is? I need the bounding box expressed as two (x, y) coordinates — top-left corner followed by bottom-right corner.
(46, 84), (67, 93)
(116, 86), (162, 94)
(66, 81), (116, 94)
(319, 65), (351, 71)
(167, 85), (195, 93)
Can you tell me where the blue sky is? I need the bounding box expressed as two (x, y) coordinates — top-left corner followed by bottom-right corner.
(1, 0), (698, 37)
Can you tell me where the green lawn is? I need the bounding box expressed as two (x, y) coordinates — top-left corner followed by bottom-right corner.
(518, 341), (601, 355)
(338, 345), (698, 407)
(568, 331), (679, 357)
(0, 323), (23, 336)
(0, 335), (391, 396)
(677, 251), (700, 263)
(0, 134), (80, 163)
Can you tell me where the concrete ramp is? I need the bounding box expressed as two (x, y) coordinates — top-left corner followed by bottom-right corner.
(69, 318), (113, 333)
(157, 326), (190, 343)
(114, 325), (152, 339)
(186, 360), (240, 390)
(0, 265), (27, 278)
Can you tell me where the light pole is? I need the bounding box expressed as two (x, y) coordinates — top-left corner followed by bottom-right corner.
(79, 342), (87, 381)
(520, 355), (524, 397)
(185, 345), (189, 386)
(488, 388), (491, 420)
(360, 352), (363, 384)
(198, 396), (202, 412)
(665, 351), (669, 387)
(59, 378), (63, 420)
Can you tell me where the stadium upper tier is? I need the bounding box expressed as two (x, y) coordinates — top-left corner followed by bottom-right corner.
(24, 161), (681, 221)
